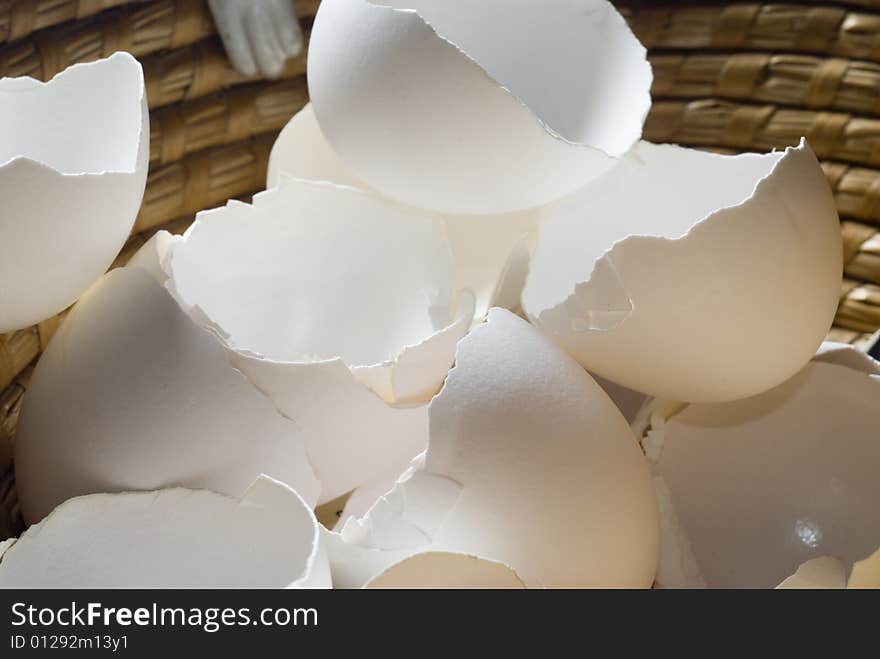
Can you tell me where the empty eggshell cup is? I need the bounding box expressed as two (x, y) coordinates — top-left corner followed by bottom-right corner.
(307, 0), (651, 215)
(0, 52), (148, 333)
(269, 103), (540, 320)
(0, 476), (329, 588)
(327, 309), (659, 589)
(523, 140), (842, 403)
(641, 344), (880, 588)
(14, 266), (319, 524)
(168, 177), (475, 504)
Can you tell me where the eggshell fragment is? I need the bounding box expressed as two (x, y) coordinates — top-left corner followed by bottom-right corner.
(849, 547), (880, 588)
(14, 267), (319, 524)
(268, 103), (539, 319)
(649, 345), (880, 588)
(365, 552), (525, 589)
(267, 104), (362, 190)
(776, 557), (847, 589)
(328, 309), (659, 588)
(778, 546), (880, 588)
(0, 53), (148, 332)
(0, 476), (328, 588)
(126, 230), (181, 285)
(169, 178), (467, 502)
(307, 0), (650, 214)
(524, 140), (842, 403)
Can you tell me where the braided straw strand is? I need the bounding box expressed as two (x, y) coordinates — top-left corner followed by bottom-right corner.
(651, 52), (880, 116)
(645, 98), (880, 169)
(0, 0), (136, 44)
(841, 220), (880, 284)
(143, 26), (310, 110)
(624, 3), (880, 63)
(837, 278), (880, 332)
(0, 0), (320, 81)
(150, 77), (308, 164)
(134, 133), (274, 234)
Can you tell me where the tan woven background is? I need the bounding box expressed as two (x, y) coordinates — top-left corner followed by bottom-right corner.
(1, 0), (879, 537)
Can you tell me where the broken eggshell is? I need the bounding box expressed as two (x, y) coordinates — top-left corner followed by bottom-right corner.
(777, 547), (880, 589)
(14, 266), (319, 524)
(327, 309), (659, 588)
(0, 52), (148, 333)
(365, 552), (525, 589)
(168, 178), (473, 503)
(646, 344), (880, 588)
(0, 476), (329, 588)
(268, 103), (539, 319)
(307, 0), (651, 215)
(524, 140), (842, 403)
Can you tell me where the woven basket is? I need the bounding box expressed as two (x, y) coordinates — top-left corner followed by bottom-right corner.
(1, 0), (879, 541)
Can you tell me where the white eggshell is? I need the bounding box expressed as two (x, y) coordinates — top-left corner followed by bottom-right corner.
(126, 230), (181, 285)
(307, 0), (650, 214)
(649, 346), (880, 588)
(849, 547), (880, 588)
(228, 352), (429, 506)
(776, 557), (847, 589)
(267, 104), (362, 189)
(168, 178), (469, 502)
(0, 53), (148, 332)
(524, 140), (842, 402)
(328, 309), (659, 588)
(269, 103), (539, 319)
(14, 267), (319, 524)
(0, 476), (328, 588)
(365, 552), (525, 589)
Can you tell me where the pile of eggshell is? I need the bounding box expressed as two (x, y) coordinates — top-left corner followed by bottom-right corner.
(0, 0), (878, 589)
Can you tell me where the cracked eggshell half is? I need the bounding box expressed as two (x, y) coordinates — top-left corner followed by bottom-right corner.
(0, 53), (148, 333)
(168, 178), (468, 503)
(14, 266), (319, 524)
(269, 103), (540, 320)
(329, 309), (659, 588)
(307, 0), (651, 215)
(524, 140), (842, 403)
(0, 476), (329, 588)
(365, 552), (525, 589)
(648, 345), (880, 588)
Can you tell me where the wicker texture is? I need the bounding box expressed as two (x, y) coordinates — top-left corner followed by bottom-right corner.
(150, 78), (308, 164)
(652, 52), (880, 115)
(142, 25), (309, 109)
(134, 133), (273, 234)
(0, 0), (318, 81)
(645, 99), (880, 168)
(0, 0), (137, 44)
(624, 3), (880, 62)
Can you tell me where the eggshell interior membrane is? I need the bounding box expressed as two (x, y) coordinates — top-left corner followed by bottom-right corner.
(307, 0), (650, 214)
(649, 347), (880, 588)
(227, 351), (429, 505)
(776, 557), (848, 589)
(169, 178), (469, 503)
(328, 309), (659, 588)
(524, 140), (842, 403)
(0, 53), (148, 332)
(0, 476), (329, 588)
(14, 267), (319, 524)
(170, 177), (457, 373)
(268, 103), (540, 320)
(365, 552), (525, 589)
